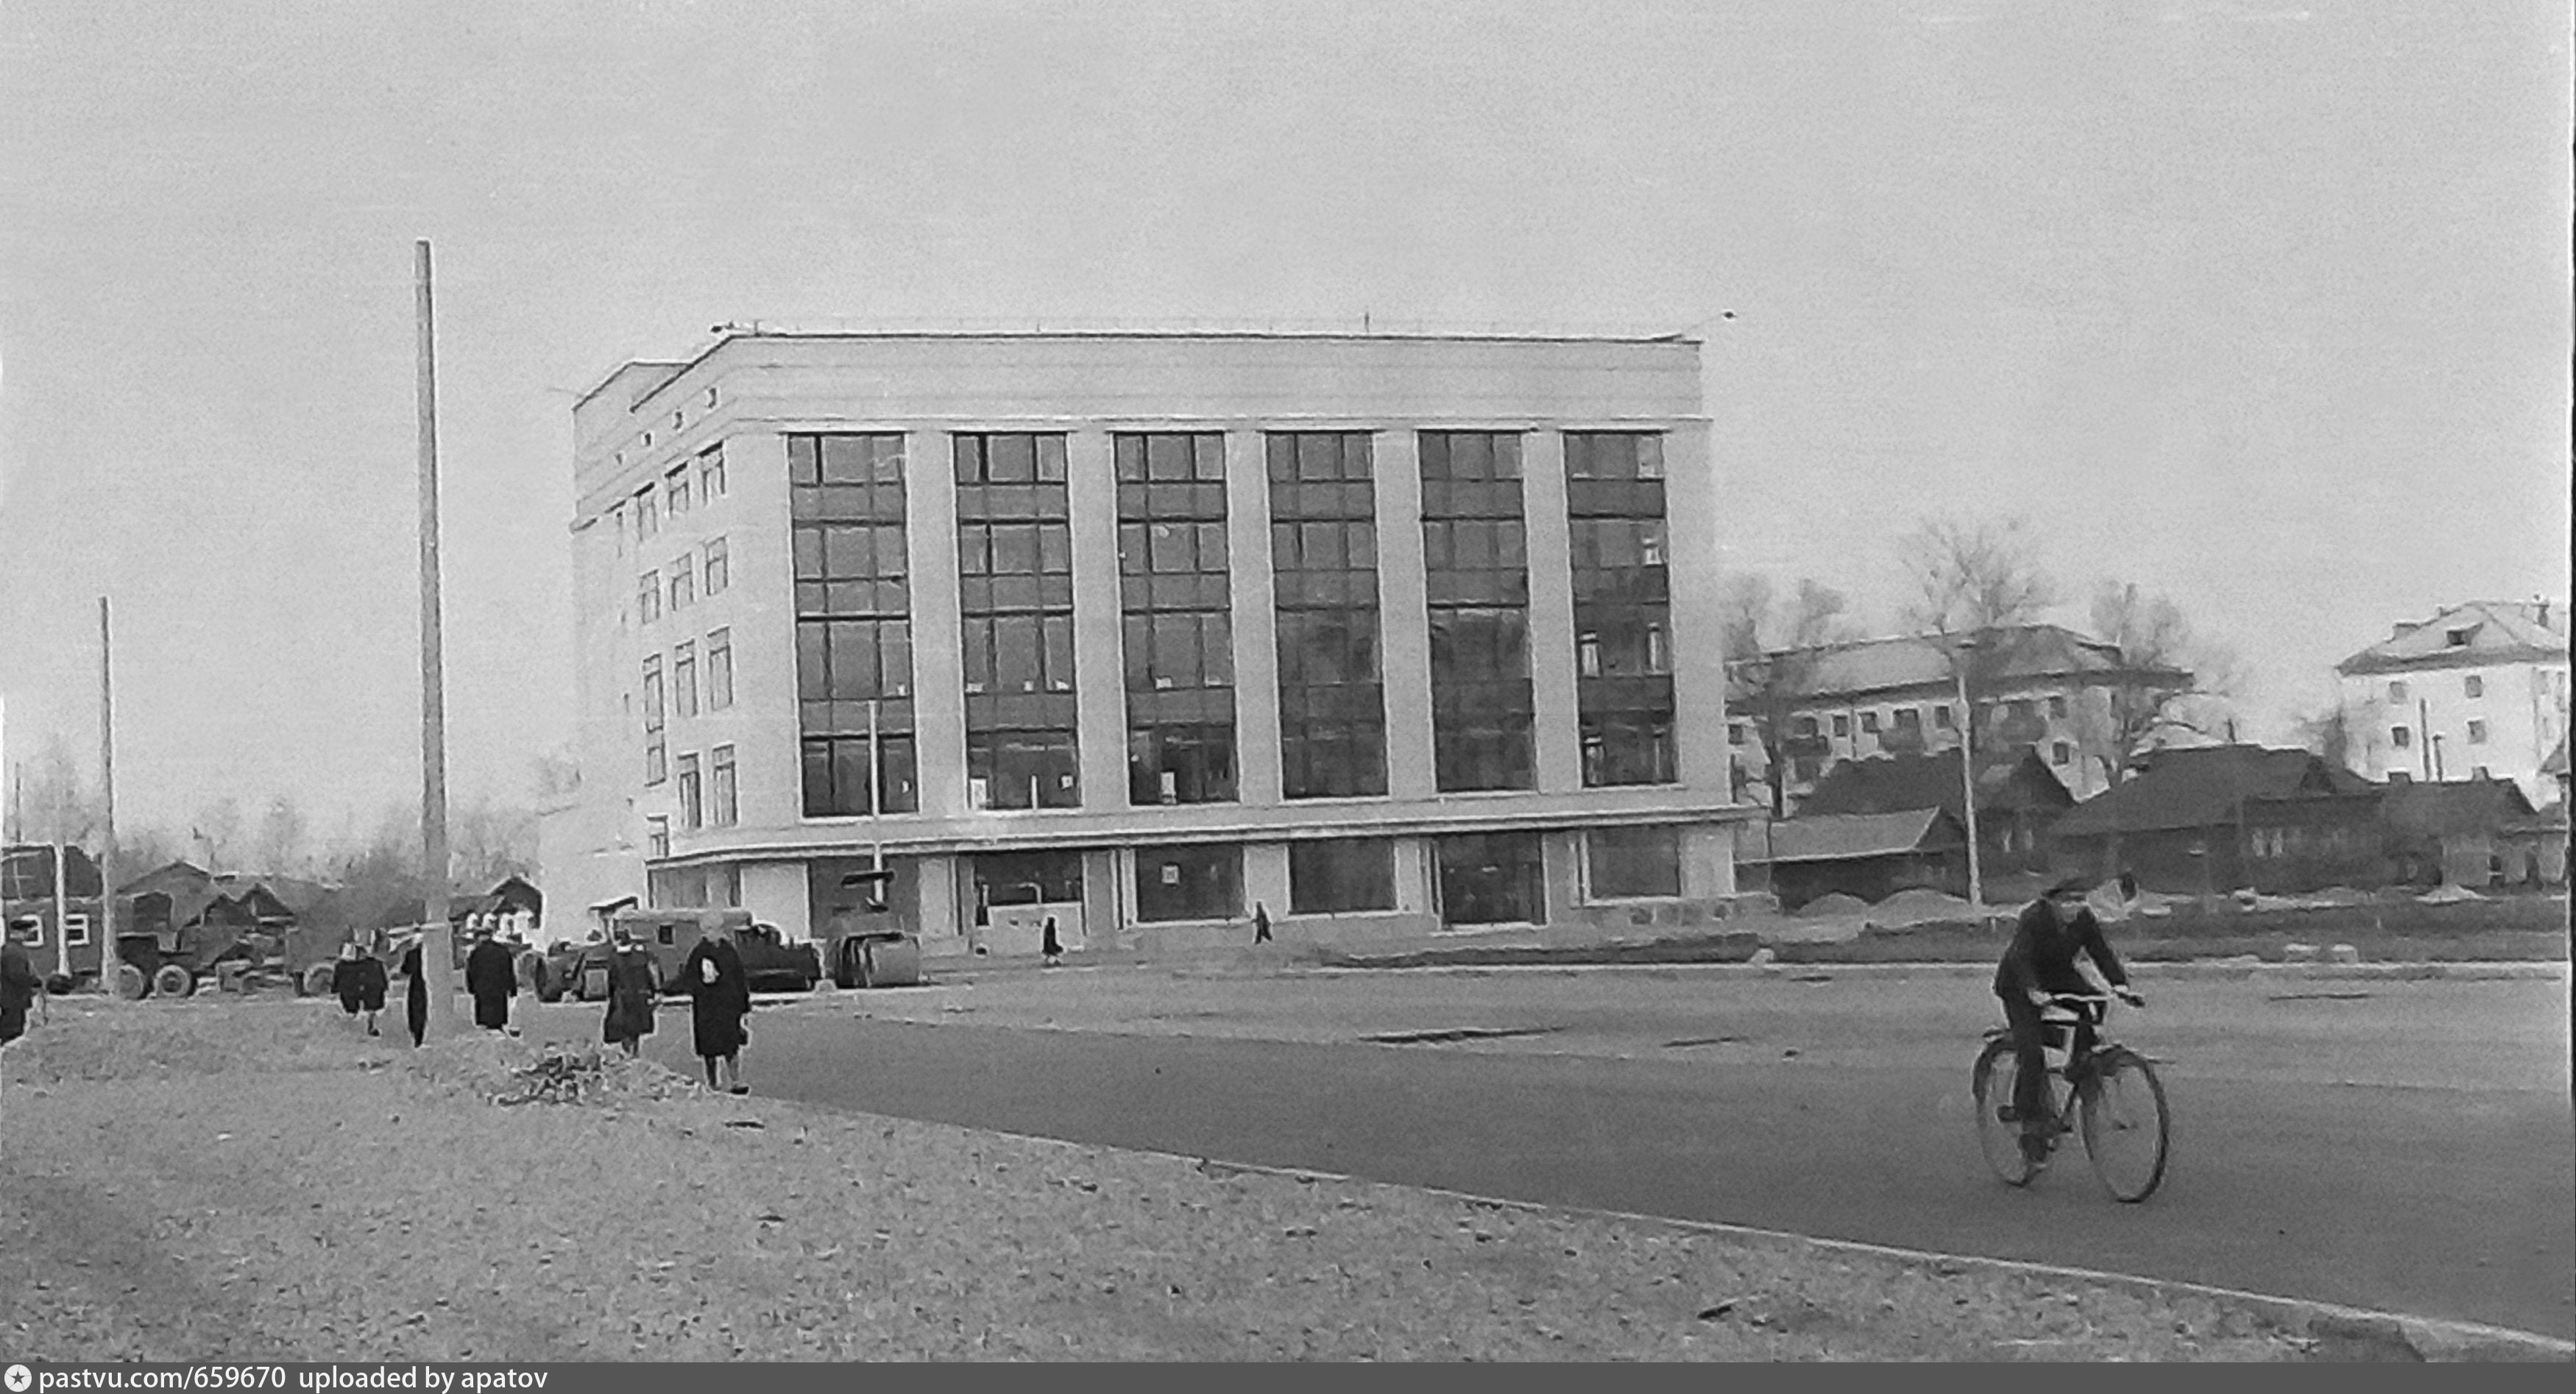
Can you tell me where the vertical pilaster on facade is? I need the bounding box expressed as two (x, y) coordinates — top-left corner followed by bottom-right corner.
(1393, 837), (1434, 915)
(1681, 824), (1740, 902)
(1522, 431), (1582, 795)
(740, 860), (812, 942)
(914, 853), (960, 947)
(727, 431), (802, 831)
(1066, 431), (1129, 810)
(1662, 421), (1730, 796)
(1373, 431), (1437, 802)
(1081, 849), (1124, 950)
(1243, 843), (1292, 921)
(1540, 830), (1581, 925)
(1225, 429), (1285, 807)
(905, 428), (969, 818)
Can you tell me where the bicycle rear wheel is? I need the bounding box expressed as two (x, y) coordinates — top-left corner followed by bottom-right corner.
(1973, 1039), (2043, 1186)
(2079, 1047), (2170, 1202)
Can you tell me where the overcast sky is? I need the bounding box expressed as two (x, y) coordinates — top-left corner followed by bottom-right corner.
(1, 0), (2567, 841)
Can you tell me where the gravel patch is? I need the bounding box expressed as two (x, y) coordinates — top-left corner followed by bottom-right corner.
(0, 999), (2376, 1361)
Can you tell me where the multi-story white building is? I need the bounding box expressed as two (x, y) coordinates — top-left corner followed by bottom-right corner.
(1725, 624), (2192, 809)
(2334, 601), (2571, 808)
(540, 330), (1751, 954)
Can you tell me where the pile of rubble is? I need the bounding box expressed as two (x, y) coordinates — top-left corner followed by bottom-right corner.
(400, 1033), (705, 1108)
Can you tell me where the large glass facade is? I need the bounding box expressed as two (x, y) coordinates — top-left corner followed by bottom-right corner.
(1420, 432), (1534, 792)
(1269, 433), (1387, 799)
(1434, 830), (1546, 926)
(1118, 433), (1236, 805)
(956, 433), (1080, 809)
(1288, 838), (1397, 915)
(1134, 843), (1243, 923)
(793, 434), (919, 817)
(1565, 431), (1677, 786)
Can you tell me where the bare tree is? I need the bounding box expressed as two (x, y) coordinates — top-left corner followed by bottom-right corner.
(192, 796), (246, 874)
(450, 794), (539, 891)
(2073, 581), (2235, 785)
(1720, 573), (1859, 816)
(252, 795), (311, 878)
(1896, 515), (2060, 639)
(7, 732), (105, 847)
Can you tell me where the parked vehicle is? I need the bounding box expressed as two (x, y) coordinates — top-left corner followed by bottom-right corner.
(824, 870), (922, 988)
(605, 907), (821, 996)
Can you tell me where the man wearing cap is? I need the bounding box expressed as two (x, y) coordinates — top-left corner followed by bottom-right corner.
(1993, 876), (2143, 1167)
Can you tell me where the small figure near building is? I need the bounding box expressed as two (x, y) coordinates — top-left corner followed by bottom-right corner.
(1041, 915), (1064, 967)
(398, 936), (429, 1047)
(1253, 902), (1273, 945)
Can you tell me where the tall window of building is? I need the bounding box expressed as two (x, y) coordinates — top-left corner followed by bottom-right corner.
(1288, 838), (1397, 914)
(704, 537), (729, 596)
(1118, 433), (1236, 805)
(665, 467), (692, 517)
(1134, 844), (1243, 923)
(673, 641), (698, 719)
(1586, 824), (1682, 899)
(676, 753), (703, 831)
(636, 573), (661, 625)
(956, 432), (1079, 809)
(707, 627), (735, 710)
(611, 504), (627, 557)
(1566, 432), (1675, 788)
(1270, 432), (1387, 799)
(792, 434), (919, 818)
(711, 745), (738, 827)
(642, 655), (667, 785)
(668, 562), (694, 613)
(636, 489), (658, 541)
(698, 444), (727, 503)
(1421, 431), (1532, 792)
(646, 816), (670, 861)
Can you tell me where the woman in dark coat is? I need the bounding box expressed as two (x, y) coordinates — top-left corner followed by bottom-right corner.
(601, 935), (657, 1056)
(398, 937), (428, 1047)
(353, 947), (388, 1036)
(682, 924), (751, 1094)
(331, 942), (367, 1019)
(463, 932), (517, 1034)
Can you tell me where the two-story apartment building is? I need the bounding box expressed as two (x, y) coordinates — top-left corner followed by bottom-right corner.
(542, 330), (1751, 955)
(2334, 601), (2570, 809)
(1725, 624), (2192, 810)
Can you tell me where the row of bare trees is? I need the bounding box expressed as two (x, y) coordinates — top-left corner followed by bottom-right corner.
(2, 732), (544, 895)
(1722, 516), (2245, 812)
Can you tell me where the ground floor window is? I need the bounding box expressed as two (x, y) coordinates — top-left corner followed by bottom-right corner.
(972, 850), (1084, 917)
(1289, 838), (1397, 914)
(1434, 831), (1546, 926)
(1134, 844), (1242, 923)
(1587, 825), (1682, 899)
(64, 913), (91, 947)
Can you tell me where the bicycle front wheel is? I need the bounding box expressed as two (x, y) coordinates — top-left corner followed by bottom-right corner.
(1973, 1039), (2042, 1186)
(2080, 1047), (2170, 1202)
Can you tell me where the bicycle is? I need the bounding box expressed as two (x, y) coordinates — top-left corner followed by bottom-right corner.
(1973, 991), (2170, 1202)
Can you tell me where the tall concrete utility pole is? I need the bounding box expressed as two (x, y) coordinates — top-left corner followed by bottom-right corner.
(99, 597), (120, 994)
(416, 238), (456, 1037)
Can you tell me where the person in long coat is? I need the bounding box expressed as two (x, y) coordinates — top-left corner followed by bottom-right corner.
(601, 935), (657, 1056)
(682, 923), (751, 1094)
(330, 942), (371, 1033)
(2, 916), (44, 1048)
(398, 936), (428, 1047)
(463, 930), (517, 1034)
(353, 944), (389, 1036)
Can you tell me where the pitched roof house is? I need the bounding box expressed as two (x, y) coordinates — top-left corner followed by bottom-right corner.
(2334, 600), (2570, 807)
(2049, 746), (2380, 894)
(1738, 807), (1970, 911)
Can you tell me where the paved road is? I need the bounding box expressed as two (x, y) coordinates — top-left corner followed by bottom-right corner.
(527, 972), (2574, 1339)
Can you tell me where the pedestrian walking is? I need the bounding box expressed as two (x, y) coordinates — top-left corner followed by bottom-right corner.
(683, 921), (751, 1094)
(464, 929), (518, 1034)
(3, 916), (46, 1047)
(1253, 901), (1273, 945)
(398, 935), (428, 1047)
(601, 932), (656, 1057)
(329, 940), (388, 1036)
(2, 916), (46, 1129)
(1041, 915), (1064, 967)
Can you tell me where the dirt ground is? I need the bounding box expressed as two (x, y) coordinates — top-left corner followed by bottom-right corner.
(0, 997), (2476, 1362)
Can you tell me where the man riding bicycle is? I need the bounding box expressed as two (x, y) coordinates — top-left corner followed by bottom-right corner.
(1995, 874), (2144, 1165)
